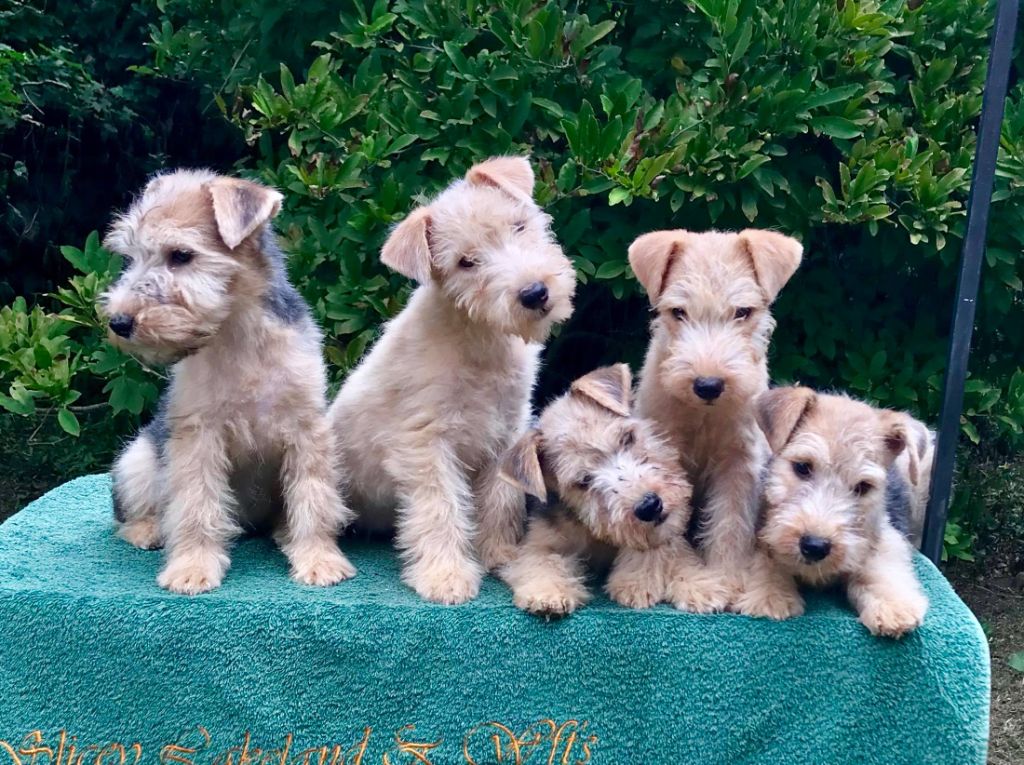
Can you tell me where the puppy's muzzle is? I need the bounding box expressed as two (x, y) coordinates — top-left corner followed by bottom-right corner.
(633, 492), (664, 523)
(693, 376), (725, 402)
(518, 281), (549, 311)
(799, 534), (832, 563)
(109, 314), (135, 339)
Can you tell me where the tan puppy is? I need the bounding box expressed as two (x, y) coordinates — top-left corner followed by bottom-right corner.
(499, 365), (701, 616)
(103, 170), (354, 594)
(751, 387), (931, 637)
(629, 229), (803, 616)
(328, 157), (576, 604)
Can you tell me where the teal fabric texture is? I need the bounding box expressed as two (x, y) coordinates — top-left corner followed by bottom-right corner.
(0, 475), (989, 764)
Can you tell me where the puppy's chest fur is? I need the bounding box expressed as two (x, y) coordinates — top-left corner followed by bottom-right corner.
(168, 318), (322, 459)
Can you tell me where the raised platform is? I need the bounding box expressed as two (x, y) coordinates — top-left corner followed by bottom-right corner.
(0, 475), (989, 764)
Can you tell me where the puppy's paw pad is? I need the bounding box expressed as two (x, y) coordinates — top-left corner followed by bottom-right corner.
(513, 582), (588, 617)
(606, 581), (660, 610)
(157, 561), (224, 595)
(859, 597), (926, 638)
(734, 588), (805, 620)
(409, 565), (482, 605)
(670, 577), (730, 614)
(118, 519), (163, 550)
(291, 547), (356, 587)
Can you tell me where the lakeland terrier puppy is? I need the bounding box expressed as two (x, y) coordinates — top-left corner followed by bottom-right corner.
(328, 157), (576, 604)
(498, 365), (702, 616)
(102, 170), (354, 594)
(629, 229), (803, 616)
(751, 386), (931, 637)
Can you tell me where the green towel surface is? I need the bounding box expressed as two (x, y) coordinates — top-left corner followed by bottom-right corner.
(0, 474), (989, 764)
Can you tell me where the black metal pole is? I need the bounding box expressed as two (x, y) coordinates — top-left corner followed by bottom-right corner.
(922, 0), (1019, 564)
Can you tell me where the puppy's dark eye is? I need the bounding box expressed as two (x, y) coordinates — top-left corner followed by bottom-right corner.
(512, 220), (527, 233)
(853, 481), (874, 497)
(169, 249), (194, 266)
(574, 474), (593, 491)
(620, 429), (636, 448)
(792, 461), (813, 479)
(734, 306), (753, 320)
(458, 256), (477, 269)
(671, 307), (687, 321)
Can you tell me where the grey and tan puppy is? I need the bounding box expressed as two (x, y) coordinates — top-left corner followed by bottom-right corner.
(498, 364), (708, 616)
(751, 386), (932, 637)
(102, 170), (354, 594)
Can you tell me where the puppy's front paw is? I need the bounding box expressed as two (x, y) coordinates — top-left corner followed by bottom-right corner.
(733, 582), (805, 620)
(858, 593), (927, 638)
(606, 577), (660, 610)
(290, 544), (356, 587)
(513, 578), (590, 617)
(406, 560), (482, 605)
(118, 517), (163, 550)
(668, 574), (730, 614)
(157, 548), (228, 595)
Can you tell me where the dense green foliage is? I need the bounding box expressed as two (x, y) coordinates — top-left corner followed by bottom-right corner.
(1, 0), (1022, 560)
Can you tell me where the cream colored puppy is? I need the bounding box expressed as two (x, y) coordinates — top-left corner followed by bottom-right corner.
(751, 387), (931, 637)
(629, 229), (803, 617)
(499, 365), (701, 616)
(328, 157), (576, 604)
(103, 170), (354, 594)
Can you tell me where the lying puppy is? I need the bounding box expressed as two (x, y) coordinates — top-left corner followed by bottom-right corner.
(750, 386), (931, 637)
(499, 364), (705, 616)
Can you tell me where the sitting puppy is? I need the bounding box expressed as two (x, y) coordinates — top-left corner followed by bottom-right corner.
(628, 228), (803, 616)
(750, 386), (931, 637)
(498, 365), (704, 616)
(328, 157), (576, 604)
(103, 170), (354, 594)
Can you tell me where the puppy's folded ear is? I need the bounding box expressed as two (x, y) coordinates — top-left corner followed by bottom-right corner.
(755, 386), (816, 453)
(628, 230), (686, 302)
(499, 429), (547, 501)
(466, 156), (535, 201)
(381, 206), (433, 283)
(739, 229), (803, 302)
(207, 177), (284, 250)
(570, 364), (632, 417)
(877, 410), (909, 466)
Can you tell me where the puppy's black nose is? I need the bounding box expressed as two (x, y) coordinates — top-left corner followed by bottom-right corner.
(799, 535), (832, 562)
(693, 376), (725, 401)
(633, 492), (664, 523)
(518, 282), (549, 310)
(109, 314), (135, 339)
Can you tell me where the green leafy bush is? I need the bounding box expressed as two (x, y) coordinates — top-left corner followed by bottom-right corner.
(2, 0), (1022, 561)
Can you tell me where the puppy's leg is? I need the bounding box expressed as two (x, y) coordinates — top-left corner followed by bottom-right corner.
(664, 538), (732, 614)
(473, 461), (526, 571)
(732, 549), (804, 620)
(697, 455), (761, 605)
(395, 444), (483, 605)
(501, 516), (590, 617)
(157, 425), (238, 595)
(279, 419), (356, 587)
(848, 526), (928, 638)
(112, 431), (163, 550)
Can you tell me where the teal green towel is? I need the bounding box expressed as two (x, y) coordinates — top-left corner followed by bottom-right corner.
(0, 475), (989, 764)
